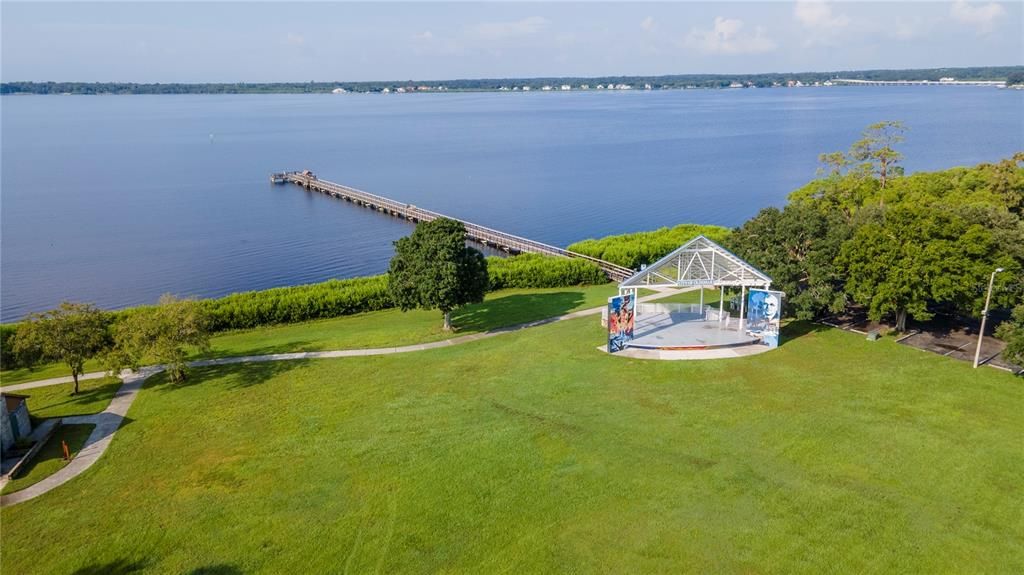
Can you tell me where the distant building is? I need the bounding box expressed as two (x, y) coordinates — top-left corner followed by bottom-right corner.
(939, 77), (956, 83)
(644, 84), (652, 90)
(823, 81), (833, 87)
(541, 85), (552, 91)
(522, 86), (531, 91)
(395, 87), (406, 93)
(728, 82), (743, 88)
(381, 88), (391, 94)
(580, 84), (590, 90)
(596, 84), (605, 90)
(331, 87), (347, 94)
(560, 85), (571, 91)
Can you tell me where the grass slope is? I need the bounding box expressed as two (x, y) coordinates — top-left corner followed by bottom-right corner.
(13, 377), (122, 419)
(1, 424), (95, 495)
(0, 285), (618, 386)
(2, 317), (1020, 573)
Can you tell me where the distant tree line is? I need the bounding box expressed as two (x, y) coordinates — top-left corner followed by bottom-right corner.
(4, 66), (1021, 95)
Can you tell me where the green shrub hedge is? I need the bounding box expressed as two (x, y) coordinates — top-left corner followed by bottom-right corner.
(568, 223), (733, 269)
(200, 275), (394, 331)
(486, 254), (606, 290)
(0, 323), (18, 370)
(1, 253), (610, 369)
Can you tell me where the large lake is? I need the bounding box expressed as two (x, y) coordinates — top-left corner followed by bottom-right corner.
(2, 87), (1022, 321)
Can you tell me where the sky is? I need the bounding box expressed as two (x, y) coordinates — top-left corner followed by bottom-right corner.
(2, 1), (1021, 82)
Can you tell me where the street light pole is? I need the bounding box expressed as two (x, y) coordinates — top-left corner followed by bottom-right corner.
(973, 268), (1004, 369)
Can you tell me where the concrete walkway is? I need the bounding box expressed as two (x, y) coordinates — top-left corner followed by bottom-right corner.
(2, 371), (111, 394)
(0, 287), (691, 506)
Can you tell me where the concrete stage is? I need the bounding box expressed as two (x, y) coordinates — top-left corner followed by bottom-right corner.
(629, 315), (759, 351)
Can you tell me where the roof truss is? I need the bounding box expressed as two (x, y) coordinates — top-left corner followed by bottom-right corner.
(619, 235), (772, 289)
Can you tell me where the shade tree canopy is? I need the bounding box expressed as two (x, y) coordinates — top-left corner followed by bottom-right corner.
(12, 302), (111, 394)
(388, 218), (489, 330)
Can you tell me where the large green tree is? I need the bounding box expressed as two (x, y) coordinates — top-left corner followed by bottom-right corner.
(12, 302), (110, 394)
(388, 218), (489, 330)
(729, 203), (850, 320)
(838, 205), (1012, 331)
(995, 304), (1024, 367)
(110, 295), (211, 382)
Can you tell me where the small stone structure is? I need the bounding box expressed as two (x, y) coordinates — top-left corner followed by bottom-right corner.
(1, 393), (33, 454)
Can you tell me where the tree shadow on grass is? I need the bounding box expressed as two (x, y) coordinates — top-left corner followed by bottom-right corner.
(452, 291), (587, 333)
(146, 360), (306, 393)
(27, 378), (123, 419)
(72, 558), (150, 575)
(779, 320), (832, 346)
(196, 340), (320, 360)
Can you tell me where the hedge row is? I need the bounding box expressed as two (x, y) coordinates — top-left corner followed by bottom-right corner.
(568, 223), (733, 269)
(199, 275), (394, 331)
(486, 254), (606, 290)
(1, 253), (609, 366)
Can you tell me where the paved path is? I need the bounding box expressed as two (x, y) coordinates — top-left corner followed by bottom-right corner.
(0, 287), (689, 506)
(2, 371), (111, 394)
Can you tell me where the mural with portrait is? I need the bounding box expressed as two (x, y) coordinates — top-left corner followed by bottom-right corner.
(746, 289), (784, 348)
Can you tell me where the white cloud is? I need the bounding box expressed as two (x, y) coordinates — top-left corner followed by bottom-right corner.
(795, 1), (850, 29)
(794, 1), (850, 46)
(412, 31), (433, 42)
(283, 32), (305, 47)
(640, 16), (656, 32)
(950, 0), (1006, 34)
(469, 16), (550, 41)
(686, 17), (776, 55)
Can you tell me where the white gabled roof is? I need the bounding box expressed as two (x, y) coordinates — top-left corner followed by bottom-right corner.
(619, 235), (772, 289)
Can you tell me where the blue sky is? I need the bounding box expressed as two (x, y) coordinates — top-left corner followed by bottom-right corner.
(2, 1), (1021, 82)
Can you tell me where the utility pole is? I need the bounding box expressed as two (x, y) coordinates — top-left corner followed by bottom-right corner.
(973, 268), (1004, 369)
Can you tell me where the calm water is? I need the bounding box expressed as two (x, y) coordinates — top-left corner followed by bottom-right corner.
(2, 88), (1022, 321)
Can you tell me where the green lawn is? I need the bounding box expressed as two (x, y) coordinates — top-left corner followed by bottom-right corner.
(2, 316), (1020, 573)
(13, 377), (122, 419)
(0, 284), (619, 386)
(1, 424), (95, 495)
(0, 360), (106, 388)
(199, 283), (618, 359)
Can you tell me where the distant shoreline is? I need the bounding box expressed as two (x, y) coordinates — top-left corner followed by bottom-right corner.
(4, 65), (1022, 95)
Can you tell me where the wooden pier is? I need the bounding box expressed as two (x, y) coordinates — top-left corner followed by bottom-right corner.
(271, 170), (635, 281)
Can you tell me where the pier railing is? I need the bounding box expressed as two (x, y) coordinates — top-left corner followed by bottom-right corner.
(272, 171), (636, 281)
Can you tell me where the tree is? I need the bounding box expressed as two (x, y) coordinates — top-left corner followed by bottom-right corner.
(729, 203), (850, 320)
(850, 120), (907, 191)
(12, 302), (110, 394)
(838, 205), (1001, 331)
(110, 295), (210, 382)
(388, 218), (489, 330)
(995, 304), (1024, 367)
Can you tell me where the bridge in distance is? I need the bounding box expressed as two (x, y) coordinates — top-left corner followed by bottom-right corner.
(272, 171), (636, 282)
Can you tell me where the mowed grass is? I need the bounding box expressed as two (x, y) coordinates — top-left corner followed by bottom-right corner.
(13, 377), (122, 419)
(1, 424), (95, 495)
(0, 285), (618, 386)
(0, 360), (106, 388)
(2, 317), (1021, 574)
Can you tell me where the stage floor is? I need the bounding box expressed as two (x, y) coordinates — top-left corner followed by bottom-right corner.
(630, 315), (759, 350)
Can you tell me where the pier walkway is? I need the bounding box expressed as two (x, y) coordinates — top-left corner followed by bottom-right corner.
(272, 171), (635, 281)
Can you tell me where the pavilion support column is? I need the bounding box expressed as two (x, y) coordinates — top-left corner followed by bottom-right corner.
(739, 285), (746, 332)
(719, 286), (725, 323)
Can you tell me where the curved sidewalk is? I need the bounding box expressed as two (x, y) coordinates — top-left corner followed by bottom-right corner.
(0, 287), (687, 506)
